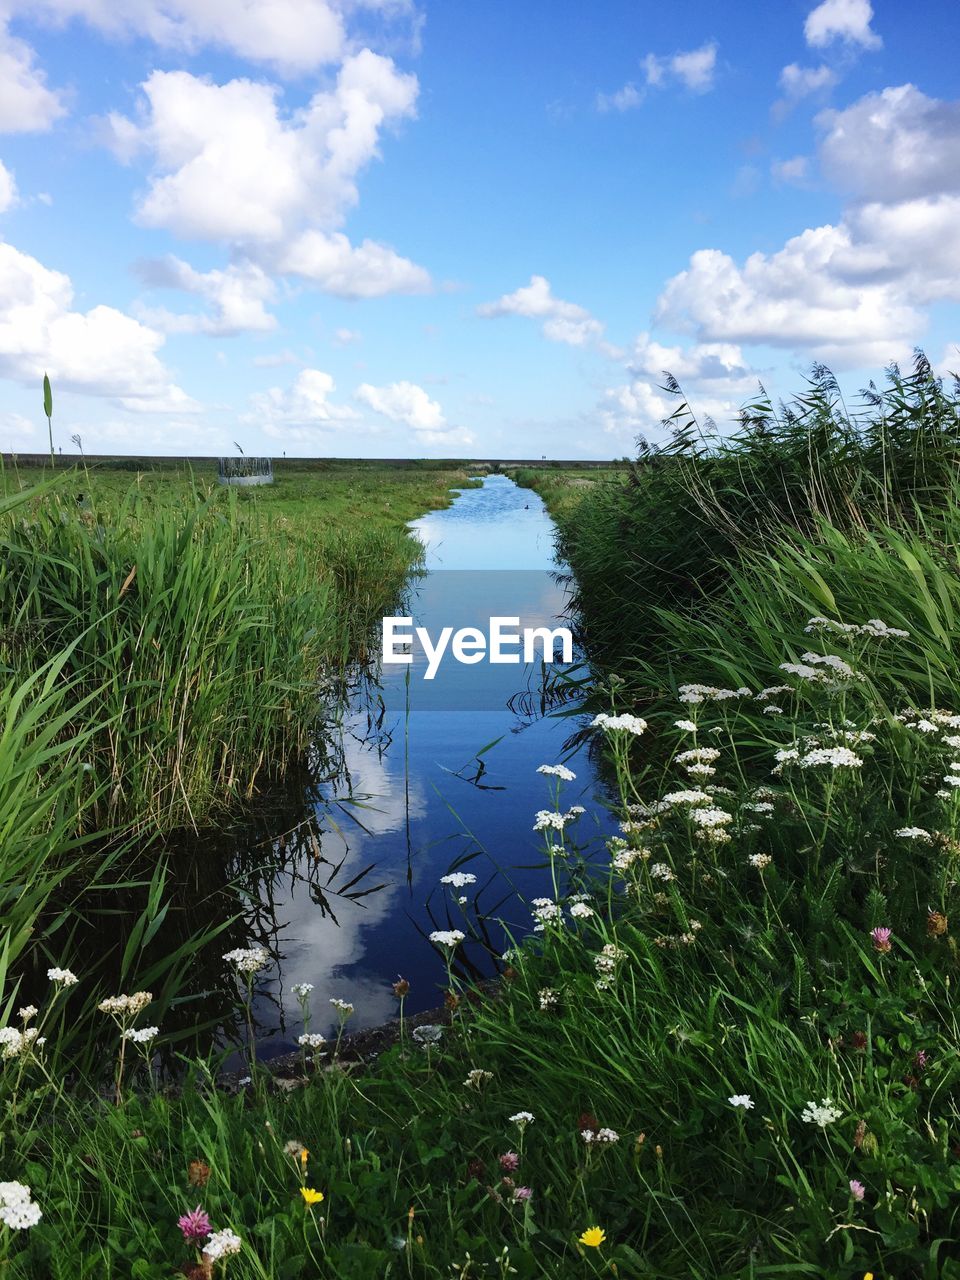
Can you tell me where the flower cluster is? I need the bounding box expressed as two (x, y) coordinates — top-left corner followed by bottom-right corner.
(440, 872), (477, 888)
(429, 929), (465, 949)
(223, 947), (269, 974)
(0, 1026), (45, 1062)
(97, 991), (153, 1017)
(0, 1181), (42, 1230)
(801, 1098), (843, 1128)
(536, 763), (576, 780)
(591, 712), (647, 734)
(46, 966), (79, 986)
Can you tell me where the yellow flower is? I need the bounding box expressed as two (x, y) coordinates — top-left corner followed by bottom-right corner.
(300, 1148), (309, 1167)
(579, 1226), (606, 1248)
(863, 1274), (874, 1280)
(300, 1187), (324, 1206)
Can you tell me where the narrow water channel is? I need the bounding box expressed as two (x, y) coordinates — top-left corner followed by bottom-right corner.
(239, 474), (615, 1052)
(53, 476), (615, 1061)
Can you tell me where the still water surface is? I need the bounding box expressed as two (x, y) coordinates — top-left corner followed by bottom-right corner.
(215, 476), (613, 1055)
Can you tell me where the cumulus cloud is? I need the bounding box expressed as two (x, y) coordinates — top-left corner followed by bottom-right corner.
(275, 230), (431, 297)
(104, 53), (430, 309)
(0, 158), (17, 210)
(654, 81), (960, 371)
(246, 368), (360, 437)
(0, 21), (66, 132)
(646, 42), (718, 93)
(598, 41), (717, 111)
(133, 255), (278, 334)
(356, 379), (443, 430)
(0, 241), (196, 409)
(15, 0), (347, 75)
(817, 84), (960, 203)
(774, 62), (837, 117)
(106, 53), (419, 242)
(477, 275), (604, 347)
(804, 0), (881, 50)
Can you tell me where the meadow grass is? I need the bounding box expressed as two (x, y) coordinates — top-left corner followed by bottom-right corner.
(0, 459), (478, 832)
(5, 510), (960, 1275)
(5, 398), (960, 1275)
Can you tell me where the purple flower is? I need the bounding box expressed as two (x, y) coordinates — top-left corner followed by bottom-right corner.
(914, 1049), (929, 1070)
(178, 1206), (212, 1242)
(849, 1179), (865, 1202)
(499, 1152), (520, 1173)
(513, 1186), (533, 1201)
(870, 926), (892, 954)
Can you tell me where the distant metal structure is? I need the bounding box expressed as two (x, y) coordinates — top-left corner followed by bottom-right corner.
(217, 456), (274, 486)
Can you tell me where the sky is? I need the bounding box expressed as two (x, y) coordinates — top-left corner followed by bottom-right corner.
(0, 0), (958, 459)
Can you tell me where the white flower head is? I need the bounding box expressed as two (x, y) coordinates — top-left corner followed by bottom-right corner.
(298, 1033), (326, 1048)
(122, 1026), (159, 1044)
(509, 1110), (535, 1129)
(440, 873), (477, 889)
(223, 947), (269, 975)
(537, 764), (576, 781)
(291, 982), (314, 998)
(47, 967), (78, 986)
(801, 1098), (842, 1128)
(204, 1228), (243, 1261)
(429, 929), (465, 949)
(728, 1094), (754, 1110)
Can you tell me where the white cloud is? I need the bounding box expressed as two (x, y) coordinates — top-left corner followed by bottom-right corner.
(776, 62), (838, 113)
(0, 240), (196, 408)
(779, 63), (838, 99)
(477, 275), (604, 347)
(804, 0), (881, 50)
(275, 230), (431, 297)
(104, 53), (430, 303)
(771, 156), (810, 186)
(817, 84), (960, 203)
(655, 233), (919, 369)
(134, 255), (278, 334)
(0, 158), (17, 210)
(356, 379), (444, 431)
(333, 327), (361, 345)
(0, 21), (66, 132)
(654, 82), (960, 371)
(660, 42), (721, 92)
(598, 41), (717, 113)
(16, 0), (347, 74)
(246, 368), (360, 436)
(596, 83), (642, 113)
(107, 53), (418, 243)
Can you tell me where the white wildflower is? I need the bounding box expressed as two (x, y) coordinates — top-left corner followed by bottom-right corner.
(465, 1068), (493, 1089)
(440, 872), (477, 888)
(429, 930), (465, 949)
(0, 1182), (41, 1230)
(298, 1033), (326, 1048)
(674, 719), (698, 732)
(676, 747), (720, 764)
(122, 1026), (159, 1044)
(728, 1094), (754, 1110)
(533, 810), (566, 831)
(98, 992), (153, 1016)
(329, 997), (355, 1016)
(801, 1098), (843, 1127)
(894, 827), (933, 842)
(591, 712), (647, 735)
(569, 902), (595, 918)
(536, 764), (576, 781)
(748, 853), (773, 869)
(47, 967), (79, 987)
(538, 987), (559, 1010)
(204, 1228), (243, 1261)
(689, 807), (733, 828)
(291, 983), (314, 998)
(799, 747), (863, 769)
(223, 948), (269, 974)
(412, 1024), (443, 1046)
(509, 1111), (534, 1128)
(650, 862), (676, 882)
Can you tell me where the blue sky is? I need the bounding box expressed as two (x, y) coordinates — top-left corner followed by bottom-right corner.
(0, 0), (957, 458)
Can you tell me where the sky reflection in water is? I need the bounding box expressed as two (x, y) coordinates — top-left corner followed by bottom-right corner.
(250, 475), (615, 1054)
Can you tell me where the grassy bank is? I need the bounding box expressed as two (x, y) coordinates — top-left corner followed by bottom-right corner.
(6, 391), (960, 1275)
(0, 459), (477, 833)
